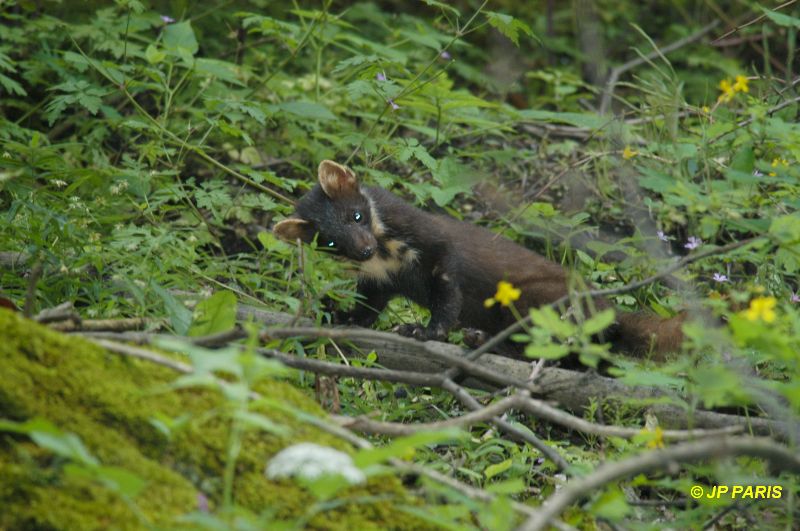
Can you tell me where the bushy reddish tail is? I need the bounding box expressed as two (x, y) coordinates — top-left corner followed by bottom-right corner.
(612, 311), (687, 358)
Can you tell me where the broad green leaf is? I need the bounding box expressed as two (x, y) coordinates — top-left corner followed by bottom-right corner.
(163, 21), (199, 56)
(271, 101), (337, 121)
(582, 309), (616, 336)
(188, 291), (238, 337)
(485, 11), (535, 46)
(484, 458), (512, 479)
(762, 8), (800, 28)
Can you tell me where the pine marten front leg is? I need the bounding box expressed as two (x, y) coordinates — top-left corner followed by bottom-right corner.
(394, 254), (463, 341)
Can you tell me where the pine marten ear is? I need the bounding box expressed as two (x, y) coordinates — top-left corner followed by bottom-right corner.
(273, 218), (315, 243)
(318, 160), (358, 199)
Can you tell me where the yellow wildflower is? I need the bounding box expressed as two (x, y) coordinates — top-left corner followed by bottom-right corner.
(769, 157), (789, 176)
(645, 426), (664, 449)
(701, 105), (710, 114)
(622, 146), (638, 160)
(484, 280), (521, 308)
(733, 75), (749, 93)
(717, 78), (735, 103)
(743, 296), (777, 323)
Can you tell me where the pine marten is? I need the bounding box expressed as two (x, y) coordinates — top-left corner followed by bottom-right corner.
(274, 160), (684, 357)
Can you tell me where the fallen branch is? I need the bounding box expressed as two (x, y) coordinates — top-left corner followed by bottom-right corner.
(336, 392), (743, 441)
(50, 317), (150, 332)
(519, 436), (800, 531)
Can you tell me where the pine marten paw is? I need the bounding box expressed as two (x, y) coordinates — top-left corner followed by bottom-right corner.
(392, 323), (447, 341)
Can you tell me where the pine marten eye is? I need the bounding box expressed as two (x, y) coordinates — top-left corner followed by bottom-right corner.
(326, 240), (336, 248)
(353, 211), (362, 223)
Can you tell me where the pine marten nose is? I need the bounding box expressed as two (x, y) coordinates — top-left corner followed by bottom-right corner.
(360, 246), (374, 259)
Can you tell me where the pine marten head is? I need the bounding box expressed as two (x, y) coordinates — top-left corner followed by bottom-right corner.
(274, 160), (378, 262)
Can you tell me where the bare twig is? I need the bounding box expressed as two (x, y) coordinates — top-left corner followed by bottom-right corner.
(49, 317), (150, 332)
(335, 391), (743, 441)
(265, 326), (540, 393)
(441, 381), (571, 472)
(519, 437), (800, 531)
(34, 302), (80, 324)
(710, 0), (799, 44)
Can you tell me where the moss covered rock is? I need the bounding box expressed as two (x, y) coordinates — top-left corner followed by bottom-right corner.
(0, 309), (433, 530)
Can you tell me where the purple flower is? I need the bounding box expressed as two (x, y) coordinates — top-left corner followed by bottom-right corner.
(791, 292), (800, 303)
(197, 493), (209, 513)
(388, 99), (400, 111)
(376, 72), (386, 82)
(160, 15), (175, 24)
(440, 51), (452, 60)
(656, 230), (669, 242)
(712, 273), (728, 283)
(684, 236), (702, 250)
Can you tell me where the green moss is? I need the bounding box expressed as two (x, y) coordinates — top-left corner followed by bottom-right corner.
(0, 309), (436, 530)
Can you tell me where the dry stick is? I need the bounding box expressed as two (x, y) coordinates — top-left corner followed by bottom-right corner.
(34, 301), (79, 324)
(49, 317), (149, 332)
(440, 380), (570, 472)
(518, 436), (800, 531)
(89, 337), (553, 525)
(265, 326), (540, 393)
(599, 21), (719, 115)
(337, 392), (743, 440)
(457, 237), (761, 369)
(710, 0), (799, 44)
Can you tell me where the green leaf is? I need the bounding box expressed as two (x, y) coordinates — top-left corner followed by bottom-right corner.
(582, 309), (616, 336)
(233, 411), (290, 436)
(0, 418), (99, 467)
(152, 283), (193, 335)
(484, 458), (512, 479)
(517, 109), (605, 129)
(485, 478), (526, 494)
(485, 11), (535, 46)
(529, 306), (575, 337)
(144, 44), (166, 64)
(591, 486), (630, 520)
(354, 428), (465, 467)
(271, 101), (337, 121)
(188, 291), (238, 337)
(163, 21), (199, 56)
(762, 8), (800, 28)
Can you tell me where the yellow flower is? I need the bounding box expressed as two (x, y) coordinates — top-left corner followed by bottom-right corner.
(701, 105), (710, 114)
(717, 78), (735, 103)
(622, 146), (638, 160)
(733, 75), (749, 93)
(743, 296), (777, 323)
(644, 426), (664, 449)
(769, 157), (789, 176)
(484, 280), (521, 308)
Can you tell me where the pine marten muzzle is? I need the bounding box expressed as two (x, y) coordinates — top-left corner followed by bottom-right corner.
(274, 160), (684, 357)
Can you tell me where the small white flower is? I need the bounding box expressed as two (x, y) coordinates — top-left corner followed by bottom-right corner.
(266, 443), (365, 485)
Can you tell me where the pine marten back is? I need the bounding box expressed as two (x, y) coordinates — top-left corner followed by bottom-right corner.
(274, 160), (684, 359)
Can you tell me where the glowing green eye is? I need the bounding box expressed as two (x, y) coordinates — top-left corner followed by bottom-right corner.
(327, 240), (336, 248)
(353, 211), (362, 222)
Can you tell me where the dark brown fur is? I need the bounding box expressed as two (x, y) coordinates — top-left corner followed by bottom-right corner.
(274, 160), (684, 358)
